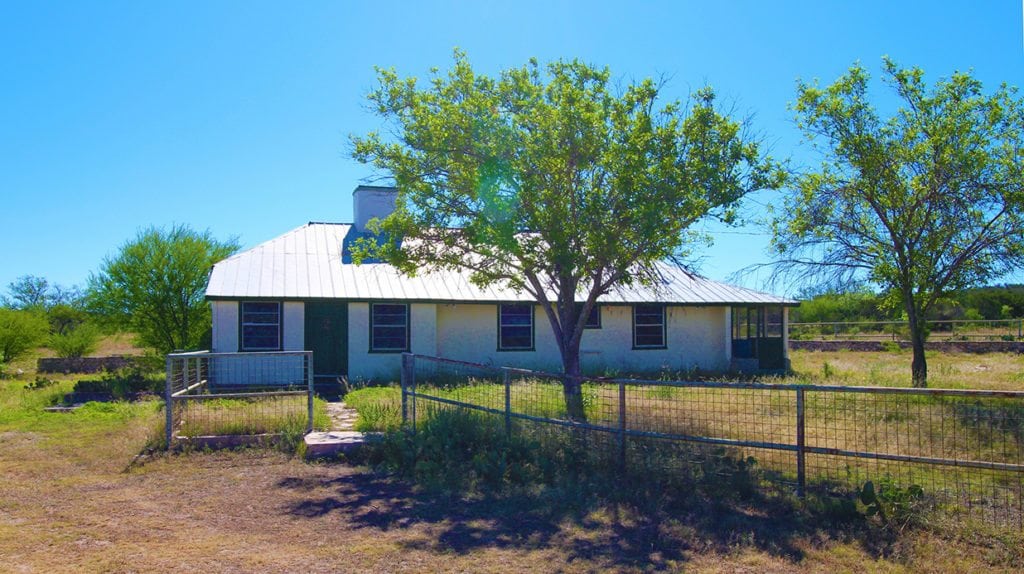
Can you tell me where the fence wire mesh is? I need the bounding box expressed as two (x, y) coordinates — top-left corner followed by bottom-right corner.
(165, 351), (314, 449)
(402, 353), (1024, 530)
(790, 318), (1024, 342)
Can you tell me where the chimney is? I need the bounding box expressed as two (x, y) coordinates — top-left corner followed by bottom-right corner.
(353, 185), (398, 232)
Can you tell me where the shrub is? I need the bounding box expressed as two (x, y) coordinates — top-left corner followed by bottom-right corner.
(0, 308), (49, 365)
(73, 366), (163, 399)
(367, 406), (764, 510)
(25, 376), (58, 390)
(48, 323), (101, 358)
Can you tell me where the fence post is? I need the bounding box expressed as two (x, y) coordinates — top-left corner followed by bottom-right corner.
(306, 352), (314, 434)
(1018, 319), (1022, 340)
(401, 353), (412, 427)
(618, 380), (627, 472)
(165, 354), (173, 451)
(503, 368), (512, 437)
(795, 388), (806, 498)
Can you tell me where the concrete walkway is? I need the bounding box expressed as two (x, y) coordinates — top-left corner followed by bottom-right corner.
(304, 401), (371, 458)
(325, 402), (359, 431)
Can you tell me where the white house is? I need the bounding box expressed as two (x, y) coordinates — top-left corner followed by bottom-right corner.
(206, 186), (797, 383)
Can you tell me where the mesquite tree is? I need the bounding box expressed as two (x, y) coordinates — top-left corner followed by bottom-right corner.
(772, 58), (1024, 387)
(86, 225), (238, 353)
(352, 52), (784, 419)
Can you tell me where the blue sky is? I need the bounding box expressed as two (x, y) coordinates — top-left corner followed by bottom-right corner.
(2, 1), (1022, 295)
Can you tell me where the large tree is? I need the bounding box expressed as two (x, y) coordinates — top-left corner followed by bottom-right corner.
(86, 225), (238, 353)
(771, 58), (1024, 387)
(352, 52), (784, 418)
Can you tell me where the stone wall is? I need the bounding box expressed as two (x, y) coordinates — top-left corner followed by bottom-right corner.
(37, 356), (137, 374)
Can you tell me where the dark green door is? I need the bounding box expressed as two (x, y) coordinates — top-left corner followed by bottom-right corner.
(305, 302), (348, 380)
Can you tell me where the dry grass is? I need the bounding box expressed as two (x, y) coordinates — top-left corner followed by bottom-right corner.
(1, 403), (1020, 573)
(1, 349), (1023, 572)
(789, 349), (1024, 391)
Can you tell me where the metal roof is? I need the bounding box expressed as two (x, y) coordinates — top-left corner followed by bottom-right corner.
(206, 223), (796, 305)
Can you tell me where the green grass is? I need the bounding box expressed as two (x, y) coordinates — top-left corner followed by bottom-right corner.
(175, 395), (330, 438)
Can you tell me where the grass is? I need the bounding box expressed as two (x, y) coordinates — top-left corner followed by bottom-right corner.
(789, 349), (1024, 391)
(175, 395), (331, 438)
(346, 350), (1024, 530)
(1, 347), (1023, 571)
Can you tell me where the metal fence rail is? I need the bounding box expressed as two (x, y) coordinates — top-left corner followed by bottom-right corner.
(165, 350), (314, 449)
(789, 318), (1024, 341)
(400, 353), (1024, 529)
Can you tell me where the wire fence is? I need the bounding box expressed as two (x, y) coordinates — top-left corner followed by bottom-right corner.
(401, 353), (1024, 529)
(165, 351), (314, 449)
(789, 318), (1024, 342)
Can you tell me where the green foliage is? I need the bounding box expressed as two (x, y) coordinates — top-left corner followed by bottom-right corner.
(367, 406), (764, 507)
(85, 225), (238, 353)
(792, 289), (884, 323)
(46, 303), (89, 335)
(775, 58), (1024, 387)
(0, 308), (49, 364)
(3, 275), (83, 312)
(351, 50), (785, 399)
(859, 477), (927, 531)
(48, 322), (101, 358)
(25, 376), (58, 391)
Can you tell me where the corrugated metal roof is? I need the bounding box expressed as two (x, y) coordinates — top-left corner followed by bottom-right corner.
(206, 223), (796, 305)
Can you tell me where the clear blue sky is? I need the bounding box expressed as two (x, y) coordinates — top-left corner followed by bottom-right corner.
(2, 1), (1022, 296)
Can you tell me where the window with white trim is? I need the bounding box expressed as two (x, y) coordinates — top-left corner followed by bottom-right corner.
(499, 304), (534, 350)
(633, 304), (666, 349)
(240, 302), (281, 351)
(371, 303), (409, 352)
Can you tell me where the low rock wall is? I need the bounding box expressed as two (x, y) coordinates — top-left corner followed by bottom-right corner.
(37, 356), (137, 374)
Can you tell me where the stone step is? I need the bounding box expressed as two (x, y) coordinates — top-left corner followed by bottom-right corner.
(303, 430), (380, 458)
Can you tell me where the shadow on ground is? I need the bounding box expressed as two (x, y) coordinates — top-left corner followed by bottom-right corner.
(276, 470), (868, 571)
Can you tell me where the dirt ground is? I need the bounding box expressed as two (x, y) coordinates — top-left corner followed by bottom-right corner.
(3, 349), (1023, 573)
(0, 425), (1017, 574)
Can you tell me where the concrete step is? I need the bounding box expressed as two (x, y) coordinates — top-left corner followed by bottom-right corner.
(304, 430), (381, 458)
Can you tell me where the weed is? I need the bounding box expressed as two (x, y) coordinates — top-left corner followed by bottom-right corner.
(859, 477), (928, 532)
(25, 376), (58, 391)
(821, 361), (835, 379)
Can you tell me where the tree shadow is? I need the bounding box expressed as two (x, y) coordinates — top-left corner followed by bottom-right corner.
(276, 470), (872, 571)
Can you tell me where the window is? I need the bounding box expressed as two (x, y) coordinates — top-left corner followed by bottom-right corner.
(499, 304), (534, 350)
(633, 305), (666, 349)
(240, 302), (281, 351)
(371, 303), (409, 352)
(577, 303), (601, 329)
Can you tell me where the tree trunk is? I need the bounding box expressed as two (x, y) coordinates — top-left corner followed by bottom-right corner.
(906, 307), (928, 388)
(561, 344), (586, 421)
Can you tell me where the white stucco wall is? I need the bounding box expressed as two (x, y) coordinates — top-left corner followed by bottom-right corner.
(213, 299), (737, 381)
(211, 301), (239, 352)
(347, 302), (438, 381)
(210, 301), (303, 352)
(434, 303), (729, 375)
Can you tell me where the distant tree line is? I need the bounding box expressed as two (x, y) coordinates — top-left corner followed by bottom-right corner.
(0, 225), (237, 372)
(791, 285), (1024, 324)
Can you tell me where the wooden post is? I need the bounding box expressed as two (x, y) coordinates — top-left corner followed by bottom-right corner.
(503, 368), (511, 437)
(401, 353), (412, 427)
(795, 388), (806, 498)
(618, 380), (627, 471)
(306, 353), (315, 434)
